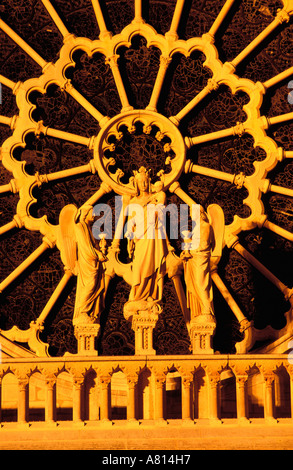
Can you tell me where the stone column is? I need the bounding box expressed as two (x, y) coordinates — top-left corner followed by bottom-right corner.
(264, 374), (275, 421)
(100, 376), (111, 421)
(127, 377), (137, 421)
(208, 374), (220, 422)
(155, 375), (165, 420)
(105, 55), (133, 112)
(18, 378), (28, 424)
(146, 55), (172, 112)
(0, 378), (2, 423)
(45, 378), (56, 423)
(290, 373), (293, 419)
(168, 0), (185, 38)
(236, 376), (248, 422)
(88, 382), (99, 421)
(73, 378), (83, 422)
(182, 376), (193, 420)
(193, 376), (199, 420)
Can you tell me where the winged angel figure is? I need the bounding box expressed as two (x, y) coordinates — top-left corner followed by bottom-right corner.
(58, 204), (106, 325)
(181, 204), (225, 321)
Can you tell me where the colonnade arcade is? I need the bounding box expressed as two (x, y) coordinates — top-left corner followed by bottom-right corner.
(0, 356), (292, 424)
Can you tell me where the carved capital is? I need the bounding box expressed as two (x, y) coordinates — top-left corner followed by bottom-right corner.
(236, 375), (247, 387)
(35, 120), (48, 137)
(127, 375), (137, 388)
(73, 377), (84, 389)
(45, 377), (57, 390)
(233, 172), (246, 189)
(208, 373), (220, 388)
(263, 374), (275, 387)
(207, 78), (219, 92)
(155, 130), (165, 141)
(182, 374), (194, 388)
(143, 124), (152, 135)
(233, 121), (245, 137)
(100, 375), (112, 388)
(35, 171), (49, 187)
(159, 55), (172, 67)
(18, 377), (29, 391)
(276, 9), (290, 23)
(154, 374), (166, 388)
(105, 54), (120, 67)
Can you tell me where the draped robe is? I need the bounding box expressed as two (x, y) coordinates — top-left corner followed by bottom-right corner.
(184, 217), (214, 317)
(73, 217), (105, 322)
(127, 194), (168, 304)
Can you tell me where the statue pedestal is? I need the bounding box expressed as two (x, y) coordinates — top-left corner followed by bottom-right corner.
(189, 315), (216, 354)
(74, 322), (100, 356)
(124, 300), (161, 355)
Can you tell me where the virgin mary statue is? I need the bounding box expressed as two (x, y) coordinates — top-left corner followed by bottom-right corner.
(124, 167), (168, 312)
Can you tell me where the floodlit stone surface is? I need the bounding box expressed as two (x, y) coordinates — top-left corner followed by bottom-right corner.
(0, 0), (293, 450)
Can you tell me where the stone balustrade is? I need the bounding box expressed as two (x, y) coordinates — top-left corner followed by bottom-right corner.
(0, 354), (292, 425)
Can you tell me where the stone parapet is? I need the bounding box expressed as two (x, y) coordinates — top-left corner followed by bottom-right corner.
(0, 354), (292, 425)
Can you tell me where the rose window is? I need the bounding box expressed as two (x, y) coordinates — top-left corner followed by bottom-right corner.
(0, 0), (292, 356)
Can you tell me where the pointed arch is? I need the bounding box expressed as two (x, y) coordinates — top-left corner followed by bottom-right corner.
(110, 368), (128, 420)
(219, 368), (237, 419)
(247, 365), (264, 419)
(1, 371), (18, 422)
(28, 370), (46, 421)
(165, 367), (182, 419)
(56, 370), (74, 421)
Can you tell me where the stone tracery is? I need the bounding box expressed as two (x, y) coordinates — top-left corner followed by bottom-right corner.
(0, 0), (292, 358)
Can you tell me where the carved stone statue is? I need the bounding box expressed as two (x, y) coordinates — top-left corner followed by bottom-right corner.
(180, 204), (225, 354)
(181, 205), (215, 319)
(124, 167), (168, 310)
(73, 205), (106, 324)
(58, 204), (106, 355)
(123, 167), (169, 354)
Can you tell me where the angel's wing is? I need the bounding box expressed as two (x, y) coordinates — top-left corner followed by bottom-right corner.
(207, 204), (225, 258)
(58, 204), (78, 273)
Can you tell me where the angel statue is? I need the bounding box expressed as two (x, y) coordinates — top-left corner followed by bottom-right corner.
(58, 204), (107, 325)
(123, 167), (169, 317)
(180, 204), (225, 320)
